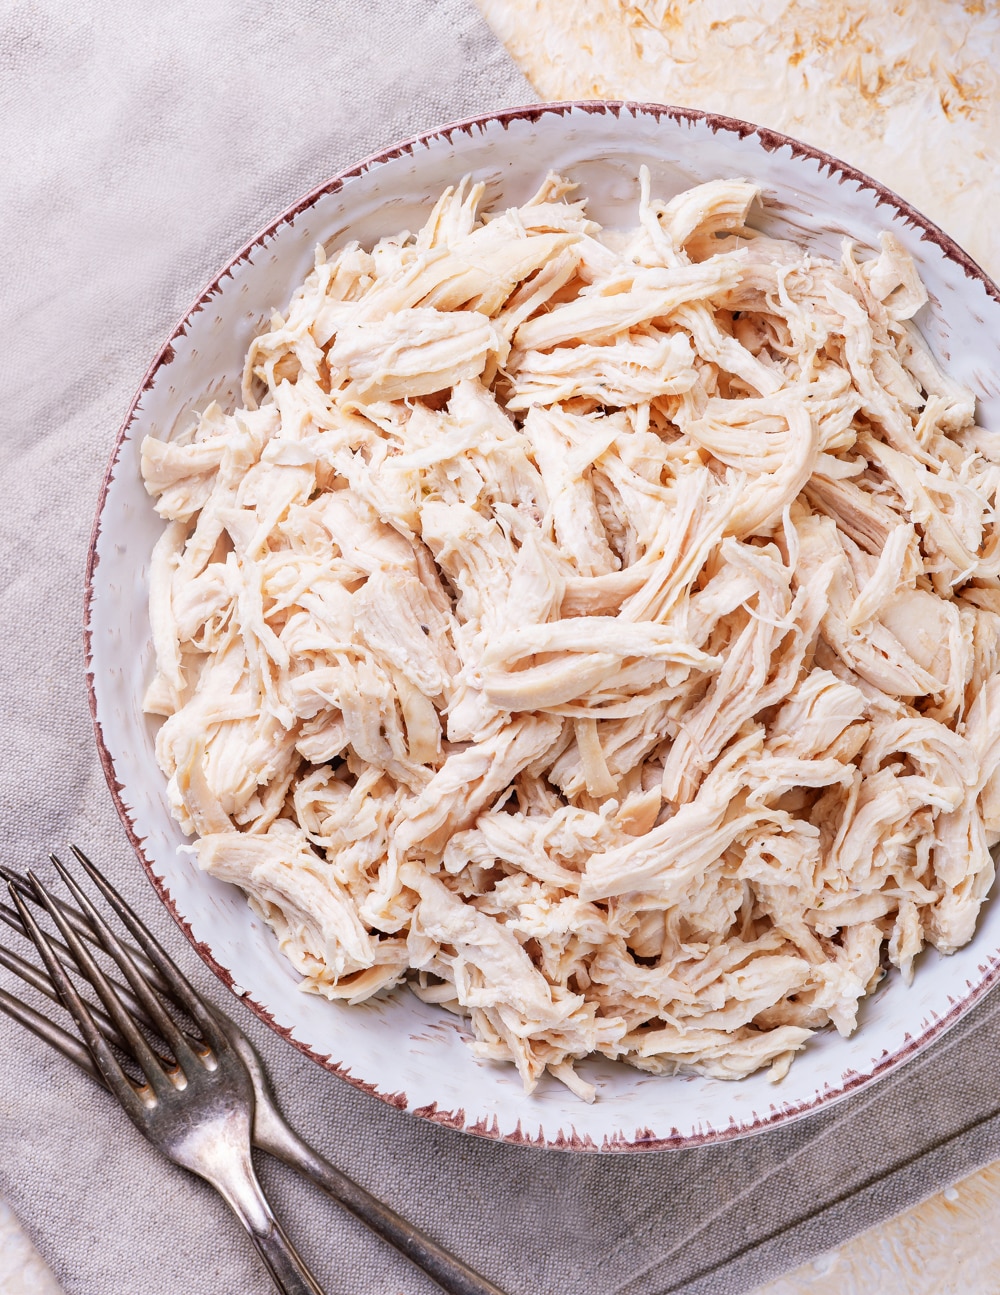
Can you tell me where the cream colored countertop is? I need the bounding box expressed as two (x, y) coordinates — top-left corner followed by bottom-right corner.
(472, 1), (1000, 1291)
(475, 0), (1000, 279)
(0, 1200), (63, 1295)
(753, 1160), (1000, 1295)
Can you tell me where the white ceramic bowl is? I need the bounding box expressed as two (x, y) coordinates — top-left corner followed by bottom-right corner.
(87, 101), (1000, 1151)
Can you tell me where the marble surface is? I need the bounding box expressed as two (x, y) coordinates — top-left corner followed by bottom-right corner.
(753, 1161), (1000, 1295)
(474, 0), (1000, 279)
(0, 1201), (63, 1295)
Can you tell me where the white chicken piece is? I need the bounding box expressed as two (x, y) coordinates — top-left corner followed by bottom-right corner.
(512, 257), (749, 351)
(508, 329), (698, 409)
(141, 169), (1000, 1100)
(653, 178), (761, 253)
(326, 307), (500, 402)
(196, 822), (382, 985)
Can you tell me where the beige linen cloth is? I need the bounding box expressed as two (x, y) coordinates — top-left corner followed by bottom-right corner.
(4, 3), (1000, 1294)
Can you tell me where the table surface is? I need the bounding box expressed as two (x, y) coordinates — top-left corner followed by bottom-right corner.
(0, 1200), (63, 1295)
(471, 1), (1000, 1292)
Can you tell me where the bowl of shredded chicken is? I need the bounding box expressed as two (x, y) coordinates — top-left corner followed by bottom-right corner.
(88, 104), (1000, 1148)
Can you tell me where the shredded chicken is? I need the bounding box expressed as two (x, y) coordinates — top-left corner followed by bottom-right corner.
(141, 171), (1000, 1101)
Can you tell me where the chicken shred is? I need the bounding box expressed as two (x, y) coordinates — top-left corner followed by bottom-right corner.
(141, 171), (1000, 1100)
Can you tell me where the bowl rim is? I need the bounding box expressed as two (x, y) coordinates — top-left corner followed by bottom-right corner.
(84, 98), (1000, 1153)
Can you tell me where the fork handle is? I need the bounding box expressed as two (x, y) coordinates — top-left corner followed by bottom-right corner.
(211, 1151), (325, 1295)
(258, 1118), (505, 1295)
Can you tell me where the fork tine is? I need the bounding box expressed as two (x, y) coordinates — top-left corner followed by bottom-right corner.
(2, 898), (154, 1027)
(0, 901), (83, 979)
(0, 865), (111, 961)
(0, 981), (108, 1088)
(0, 898), (95, 975)
(68, 845), (226, 1050)
(3, 865), (176, 1004)
(3, 871), (202, 1055)
(0, 932), (162, 1059)
(19, 874), (172, 1097)
(8, 884), (144, 1116)
(0, 938), (63, 1002)
(48, 853), (204, 1075)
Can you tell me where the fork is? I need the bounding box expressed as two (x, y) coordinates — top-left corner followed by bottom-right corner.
(6, 855), (325, 1295)
(0, 851), (506, 1295)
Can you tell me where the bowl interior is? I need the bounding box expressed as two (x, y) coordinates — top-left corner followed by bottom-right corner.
(88, 102), (1000, 1150)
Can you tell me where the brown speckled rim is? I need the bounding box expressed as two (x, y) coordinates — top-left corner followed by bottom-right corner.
(85, 100), (1000, 1153)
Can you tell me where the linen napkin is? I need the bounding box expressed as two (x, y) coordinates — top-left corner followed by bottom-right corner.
(3, 3), (1000, 1294)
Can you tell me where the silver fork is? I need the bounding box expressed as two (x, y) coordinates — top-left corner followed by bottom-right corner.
(6, 855), (325, 1295)
(0, 851), (506, 1295)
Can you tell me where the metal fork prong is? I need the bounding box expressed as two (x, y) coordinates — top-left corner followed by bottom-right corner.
(3, 868), (176, 1005)
(8, 883), (145, 1117)
(3, 876), (203, 1053)
(0, 981), (108, 1089)
(48, 853), (204, 1075)
(0, 865), (111, 960)
(68, 845), (226, 1050)
(0, 932), (169, 1061)
(0, 899), (89, 978)
(2, 899), (162, 1033)
(21, 872), (172, 1097)
(0, 881), (173, 1024)
(0, 898), (34, 941)
(0, 938), (66, 1004)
